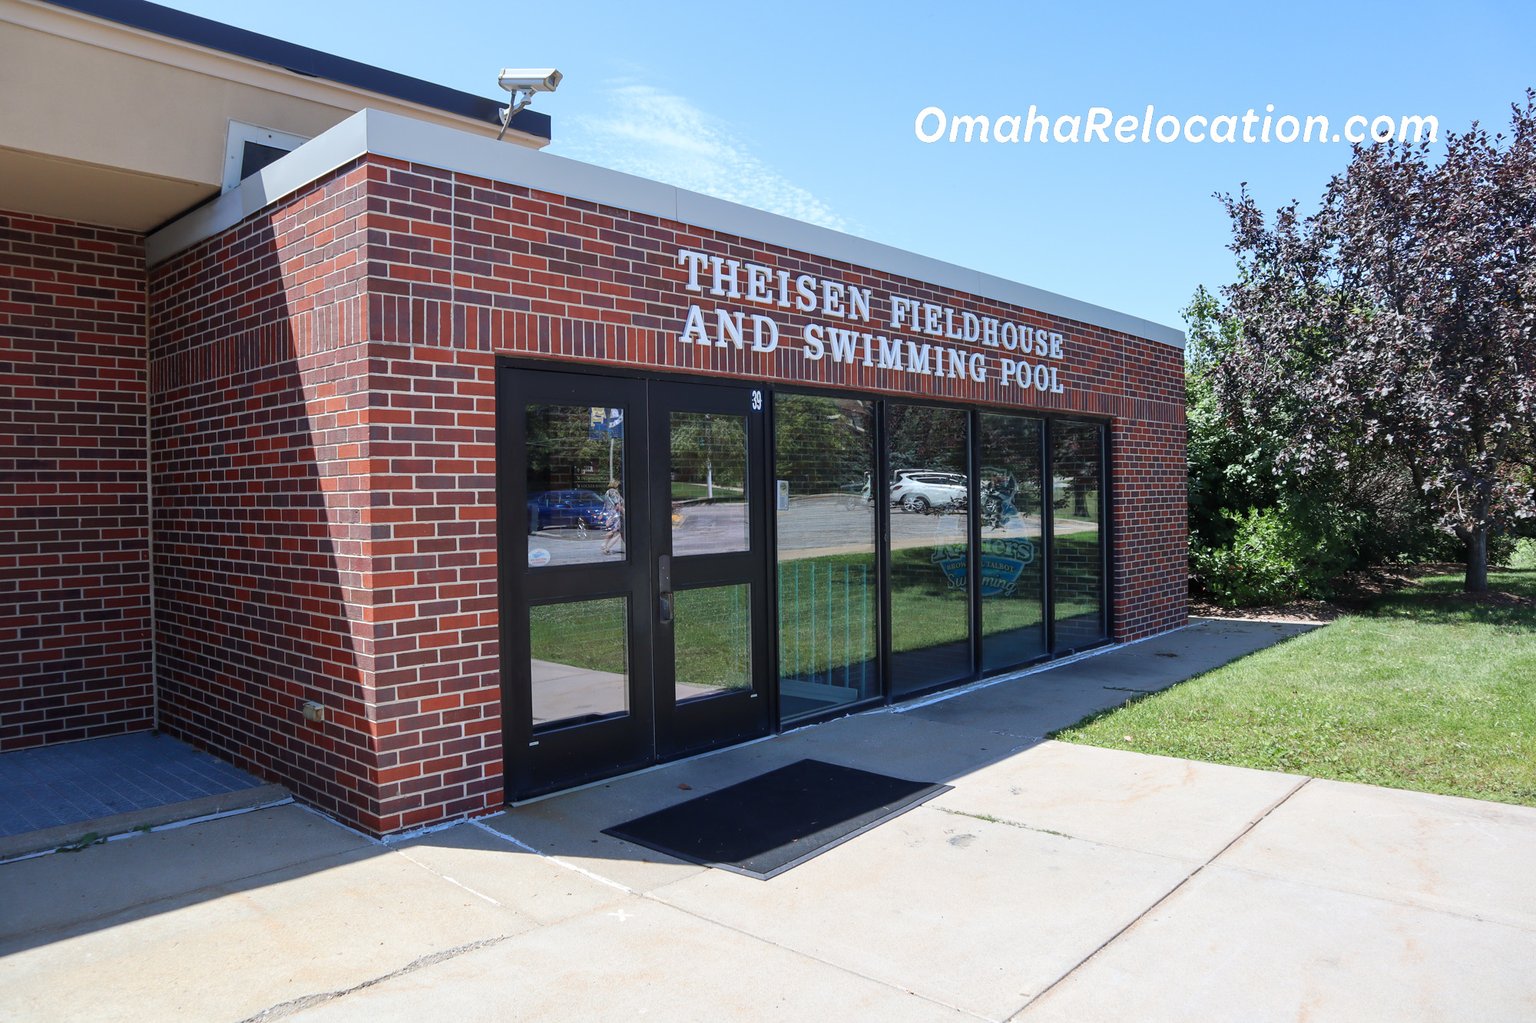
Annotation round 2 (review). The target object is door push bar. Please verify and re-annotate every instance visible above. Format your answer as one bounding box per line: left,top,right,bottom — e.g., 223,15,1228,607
658,554,673,624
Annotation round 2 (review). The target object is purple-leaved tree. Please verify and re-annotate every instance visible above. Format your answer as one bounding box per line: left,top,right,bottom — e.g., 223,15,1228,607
1215,92,1536,592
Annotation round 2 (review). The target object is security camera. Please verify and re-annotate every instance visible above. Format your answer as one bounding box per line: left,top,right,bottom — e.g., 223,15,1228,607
496,68,562,141
499,68,562,94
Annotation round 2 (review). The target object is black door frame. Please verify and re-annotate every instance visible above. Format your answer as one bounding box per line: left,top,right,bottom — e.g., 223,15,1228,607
647,378,773,760
497,362,772,800
1043,417,1114,656
497,369,655,799
497,357,1117,800
882,399,977,701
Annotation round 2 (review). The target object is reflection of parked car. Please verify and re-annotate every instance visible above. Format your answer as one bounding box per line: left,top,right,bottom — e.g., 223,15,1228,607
528,489,606,533
889,470,967,513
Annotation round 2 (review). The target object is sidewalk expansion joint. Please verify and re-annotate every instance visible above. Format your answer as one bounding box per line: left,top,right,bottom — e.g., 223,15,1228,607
1208,859,1536,933
637,883,995,1022
936,806,1077,842
1008,775,1313,1019
931,805,1223,865
236,934,516,1023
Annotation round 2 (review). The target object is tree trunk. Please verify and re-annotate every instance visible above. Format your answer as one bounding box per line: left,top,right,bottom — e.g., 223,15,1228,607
1465,524,1489,593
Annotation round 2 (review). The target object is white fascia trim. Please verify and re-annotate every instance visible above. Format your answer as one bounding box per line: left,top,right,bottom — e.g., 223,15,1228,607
149,108,1185,349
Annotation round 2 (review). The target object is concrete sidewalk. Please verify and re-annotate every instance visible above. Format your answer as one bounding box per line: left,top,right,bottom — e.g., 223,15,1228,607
3,620,1534,1022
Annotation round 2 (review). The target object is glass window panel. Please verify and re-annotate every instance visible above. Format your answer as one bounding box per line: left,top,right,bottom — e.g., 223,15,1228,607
1051,420,1107,650
673,584,753,703
774,394,879,722
529,597,629,731
980,414,1047,669
670,411,748,556
525,404,626,567
887,403,972,694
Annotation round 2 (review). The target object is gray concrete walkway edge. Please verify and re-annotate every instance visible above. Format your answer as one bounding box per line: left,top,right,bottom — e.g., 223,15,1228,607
0,785,291,861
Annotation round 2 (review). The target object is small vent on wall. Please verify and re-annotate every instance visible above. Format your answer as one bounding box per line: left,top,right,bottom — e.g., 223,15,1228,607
240,141,293,181
223,122,311,193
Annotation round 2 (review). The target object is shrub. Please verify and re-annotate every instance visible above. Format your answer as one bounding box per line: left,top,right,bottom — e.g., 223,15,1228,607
1505,537,1536,571
1192,505,1354,607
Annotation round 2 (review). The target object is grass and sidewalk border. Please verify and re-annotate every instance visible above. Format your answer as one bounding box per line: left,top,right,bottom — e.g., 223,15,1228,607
1057,564,1536,808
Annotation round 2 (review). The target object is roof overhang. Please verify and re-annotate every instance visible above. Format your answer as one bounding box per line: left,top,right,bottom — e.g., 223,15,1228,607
0,0,549,232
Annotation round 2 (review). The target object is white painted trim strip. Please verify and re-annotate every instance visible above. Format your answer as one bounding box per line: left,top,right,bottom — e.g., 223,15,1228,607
148,109,1185,348
468,819,637,894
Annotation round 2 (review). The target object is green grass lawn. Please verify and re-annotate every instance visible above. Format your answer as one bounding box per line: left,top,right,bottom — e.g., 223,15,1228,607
1056,568,1536,807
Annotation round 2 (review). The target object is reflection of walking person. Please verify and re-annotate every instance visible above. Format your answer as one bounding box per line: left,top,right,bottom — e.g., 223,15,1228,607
600,480,624,555
984,472,1017,530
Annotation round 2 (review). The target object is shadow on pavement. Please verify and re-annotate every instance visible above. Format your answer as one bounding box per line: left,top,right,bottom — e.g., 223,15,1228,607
470,618,1315,890
0,618,1314,957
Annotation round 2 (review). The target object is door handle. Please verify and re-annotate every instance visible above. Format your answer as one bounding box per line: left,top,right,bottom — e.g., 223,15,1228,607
658,554,673,624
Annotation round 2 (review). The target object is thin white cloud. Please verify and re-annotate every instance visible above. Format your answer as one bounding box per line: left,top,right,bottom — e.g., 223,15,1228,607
559,83,851,233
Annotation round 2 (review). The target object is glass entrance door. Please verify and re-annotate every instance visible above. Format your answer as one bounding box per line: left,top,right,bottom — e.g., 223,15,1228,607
886,402,973,696
649,381,771,758
501,370,652,799
499,367,769,800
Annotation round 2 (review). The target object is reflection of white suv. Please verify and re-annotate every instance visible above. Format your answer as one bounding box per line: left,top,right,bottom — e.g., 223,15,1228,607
889,470,967,513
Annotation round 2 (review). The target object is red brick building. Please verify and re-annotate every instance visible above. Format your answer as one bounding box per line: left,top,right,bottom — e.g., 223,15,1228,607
3,1,1186,833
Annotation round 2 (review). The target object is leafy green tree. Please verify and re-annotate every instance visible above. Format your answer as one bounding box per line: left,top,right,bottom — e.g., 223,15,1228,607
887,404,966,474
1213,93,1536,592
526,406,616,491
1185,287,1449,604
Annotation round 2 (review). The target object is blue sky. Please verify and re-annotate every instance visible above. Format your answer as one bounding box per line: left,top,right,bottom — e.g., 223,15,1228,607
155,0,1534,331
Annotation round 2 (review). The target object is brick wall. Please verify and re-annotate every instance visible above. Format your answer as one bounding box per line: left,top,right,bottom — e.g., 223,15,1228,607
1111,410,1189,640
355,156,1187,828
143,152,1186,833
148,163,386,828
0,211,152,751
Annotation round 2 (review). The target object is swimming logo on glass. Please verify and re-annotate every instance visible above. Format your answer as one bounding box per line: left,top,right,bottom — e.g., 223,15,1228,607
931,539,1036,596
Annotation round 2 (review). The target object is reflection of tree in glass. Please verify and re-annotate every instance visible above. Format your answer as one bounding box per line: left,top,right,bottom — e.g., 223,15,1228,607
774,396,874,496
888,404,967,475
670,413,745,499
979,414,1043,516
1053,422,1101,519
526,405,620,493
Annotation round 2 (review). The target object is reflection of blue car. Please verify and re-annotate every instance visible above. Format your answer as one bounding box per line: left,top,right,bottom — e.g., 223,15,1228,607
527,489,606,533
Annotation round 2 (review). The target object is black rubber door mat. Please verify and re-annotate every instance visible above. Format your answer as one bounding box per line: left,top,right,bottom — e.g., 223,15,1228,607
602,759,951,880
